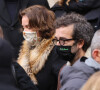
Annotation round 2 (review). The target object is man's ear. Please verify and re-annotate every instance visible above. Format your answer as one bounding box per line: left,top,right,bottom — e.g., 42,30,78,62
77,39,84,49
92,49,100,63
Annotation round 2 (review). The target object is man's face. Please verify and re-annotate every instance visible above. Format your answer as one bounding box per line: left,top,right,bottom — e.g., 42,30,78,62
55,25,75,46
55,25,79,53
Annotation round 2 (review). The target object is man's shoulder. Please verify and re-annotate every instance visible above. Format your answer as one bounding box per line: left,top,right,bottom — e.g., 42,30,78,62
60,64,87,90
60,57,87,76
60,57,95,90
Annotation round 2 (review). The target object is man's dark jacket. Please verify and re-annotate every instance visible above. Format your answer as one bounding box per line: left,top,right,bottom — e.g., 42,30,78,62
59,57,100,90
52,0,100,31
0,0,49,59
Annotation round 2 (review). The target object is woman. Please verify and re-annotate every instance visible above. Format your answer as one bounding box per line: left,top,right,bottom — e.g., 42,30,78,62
18,5,66,90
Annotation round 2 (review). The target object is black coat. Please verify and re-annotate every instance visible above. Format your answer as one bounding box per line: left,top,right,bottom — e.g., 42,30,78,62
59,57,100,90
0,39,19,90
34,46,67,90
0,38,37,90
67,0,100,31
52,0,100,31
13,62,38,90
0,0,50,59
16,46,67,90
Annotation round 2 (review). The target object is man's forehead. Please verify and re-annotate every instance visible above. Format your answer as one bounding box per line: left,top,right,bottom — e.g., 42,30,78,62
56,25,74,31
55,25,74,38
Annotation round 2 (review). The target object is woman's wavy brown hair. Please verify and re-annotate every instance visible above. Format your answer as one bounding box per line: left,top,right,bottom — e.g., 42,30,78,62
19,5,55,39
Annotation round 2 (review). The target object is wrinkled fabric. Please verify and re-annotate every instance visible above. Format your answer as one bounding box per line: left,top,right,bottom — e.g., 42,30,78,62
60,57,100,90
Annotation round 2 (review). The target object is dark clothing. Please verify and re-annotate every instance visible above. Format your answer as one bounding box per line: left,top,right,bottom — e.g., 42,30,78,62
67,0,100,31
0,38,37,90
51,3,67,18
35,46,67,90
0,39,19,90
0,0,50,59
13,62,38,90
18,39,67,90
60,57,100,90
67,0,100,14
52,0,100,31
85,7,100,31
6,1,18,21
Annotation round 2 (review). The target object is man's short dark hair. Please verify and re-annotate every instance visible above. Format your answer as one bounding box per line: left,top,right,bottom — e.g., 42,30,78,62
54,13,94,52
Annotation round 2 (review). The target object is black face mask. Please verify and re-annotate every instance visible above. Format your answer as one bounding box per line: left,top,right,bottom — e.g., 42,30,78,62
56,46,76,62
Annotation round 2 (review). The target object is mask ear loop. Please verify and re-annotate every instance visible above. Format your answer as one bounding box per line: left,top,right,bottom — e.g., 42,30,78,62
35,31,40,42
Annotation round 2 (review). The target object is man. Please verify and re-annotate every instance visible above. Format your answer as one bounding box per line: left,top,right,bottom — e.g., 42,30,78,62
59,30,100,90
81,30,100,90
0,0,49,59
53,13,94,90
53,13,94,65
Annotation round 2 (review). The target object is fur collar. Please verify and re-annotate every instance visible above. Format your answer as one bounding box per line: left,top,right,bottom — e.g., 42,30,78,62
17,36,54,84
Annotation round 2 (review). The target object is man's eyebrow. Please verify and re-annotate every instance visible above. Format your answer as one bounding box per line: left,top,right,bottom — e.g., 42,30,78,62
60,37,67,39
25,25,29,27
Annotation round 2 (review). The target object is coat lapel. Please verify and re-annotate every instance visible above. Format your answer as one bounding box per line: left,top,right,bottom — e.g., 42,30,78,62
0,0,12,24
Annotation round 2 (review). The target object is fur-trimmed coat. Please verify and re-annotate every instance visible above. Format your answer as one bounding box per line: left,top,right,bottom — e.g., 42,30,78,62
18,37,67,90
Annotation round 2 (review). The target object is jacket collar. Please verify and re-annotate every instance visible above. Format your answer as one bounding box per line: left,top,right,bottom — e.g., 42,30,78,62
85,57,100,69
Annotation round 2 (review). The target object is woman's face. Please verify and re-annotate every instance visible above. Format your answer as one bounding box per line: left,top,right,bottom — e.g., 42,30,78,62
22,15,40,36
22,15,33,32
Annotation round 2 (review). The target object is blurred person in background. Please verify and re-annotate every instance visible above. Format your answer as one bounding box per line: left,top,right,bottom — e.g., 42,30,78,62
0,38,19,90
81,71,100,90
52,0,100,32
0,38,38,90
